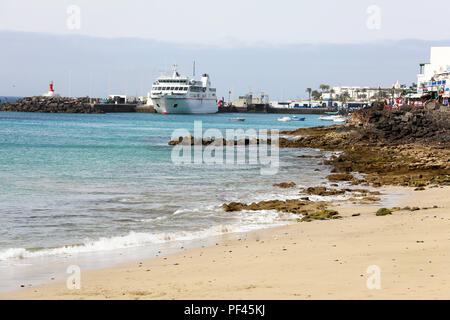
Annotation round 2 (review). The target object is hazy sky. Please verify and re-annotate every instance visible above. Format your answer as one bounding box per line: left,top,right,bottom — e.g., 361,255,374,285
1,31,443,99
1,0,450,46
0,1,449,99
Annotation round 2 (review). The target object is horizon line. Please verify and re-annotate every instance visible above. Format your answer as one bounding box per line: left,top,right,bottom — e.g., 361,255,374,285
1,29,450,50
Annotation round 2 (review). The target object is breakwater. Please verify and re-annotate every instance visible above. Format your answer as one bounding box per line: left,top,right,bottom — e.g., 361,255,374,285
0,96,103,113
94,104,155,113
0,97,156,113
219,104,336,114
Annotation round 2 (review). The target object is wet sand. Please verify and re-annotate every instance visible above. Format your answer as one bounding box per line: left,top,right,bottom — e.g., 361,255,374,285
2,186,450,300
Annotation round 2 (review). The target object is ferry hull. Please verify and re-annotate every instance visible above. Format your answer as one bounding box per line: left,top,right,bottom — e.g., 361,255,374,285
153,97,218,114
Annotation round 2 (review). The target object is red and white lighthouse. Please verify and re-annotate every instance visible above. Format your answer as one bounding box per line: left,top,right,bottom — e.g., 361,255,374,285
43,81,60,97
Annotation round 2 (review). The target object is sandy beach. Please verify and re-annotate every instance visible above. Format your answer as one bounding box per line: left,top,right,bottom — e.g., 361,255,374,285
2,2,450,304
3,185,449,300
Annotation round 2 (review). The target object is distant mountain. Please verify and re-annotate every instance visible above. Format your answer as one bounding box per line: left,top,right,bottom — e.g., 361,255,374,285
0,96,23,104
0,31,448,99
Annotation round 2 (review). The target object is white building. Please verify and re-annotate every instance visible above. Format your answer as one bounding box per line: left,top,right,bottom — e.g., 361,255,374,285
270,100,334,109
330,86,381,101
417,47,450,97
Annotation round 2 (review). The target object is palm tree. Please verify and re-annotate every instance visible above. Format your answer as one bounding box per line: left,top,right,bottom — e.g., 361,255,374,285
312,90,321,101
355,88,361,101
319,84,330,93
338,92,350,108
306,88,312,106
361,88,368,102
330,89,335,100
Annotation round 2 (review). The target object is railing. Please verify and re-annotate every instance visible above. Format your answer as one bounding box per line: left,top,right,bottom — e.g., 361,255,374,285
383,104,400,110
382,99,434,110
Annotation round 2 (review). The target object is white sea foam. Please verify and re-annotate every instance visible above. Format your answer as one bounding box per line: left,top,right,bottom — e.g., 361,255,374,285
0,209,297,262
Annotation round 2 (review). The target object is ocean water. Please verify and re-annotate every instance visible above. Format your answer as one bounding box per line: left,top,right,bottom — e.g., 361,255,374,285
0,111,339,291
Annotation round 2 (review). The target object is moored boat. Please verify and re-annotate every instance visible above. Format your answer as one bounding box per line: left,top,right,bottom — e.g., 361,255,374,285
333,116,347,122
150,65,218,114
319,115,337,121
277,116,292,122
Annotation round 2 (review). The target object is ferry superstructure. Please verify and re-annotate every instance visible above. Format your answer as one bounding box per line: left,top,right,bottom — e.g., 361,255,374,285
150,65,218,114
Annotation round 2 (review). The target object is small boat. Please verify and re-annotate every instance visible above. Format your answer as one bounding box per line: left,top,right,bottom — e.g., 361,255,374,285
277,116,291,122
230,117,246,121
291,116,305,121
333,116,347,122
319,115,337,121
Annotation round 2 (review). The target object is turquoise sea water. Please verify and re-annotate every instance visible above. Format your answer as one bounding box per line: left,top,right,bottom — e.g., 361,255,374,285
0,111,338,290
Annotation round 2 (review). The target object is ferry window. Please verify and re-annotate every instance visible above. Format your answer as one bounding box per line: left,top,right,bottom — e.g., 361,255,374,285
171,87,175,90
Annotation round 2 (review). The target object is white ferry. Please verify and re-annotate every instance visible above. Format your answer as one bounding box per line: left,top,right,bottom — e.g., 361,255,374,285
150,65,218,114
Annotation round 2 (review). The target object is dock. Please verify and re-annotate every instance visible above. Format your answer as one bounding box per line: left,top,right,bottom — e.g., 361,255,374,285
93,104,156,113
219,104,337,114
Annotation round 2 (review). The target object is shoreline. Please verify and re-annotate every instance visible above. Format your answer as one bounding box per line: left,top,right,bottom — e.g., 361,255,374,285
2,185,449,299
2,106,449,299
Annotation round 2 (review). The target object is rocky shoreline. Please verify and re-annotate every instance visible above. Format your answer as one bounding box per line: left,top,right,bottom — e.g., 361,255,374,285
280,105,449,188
170,105,450,222
0,96,105,113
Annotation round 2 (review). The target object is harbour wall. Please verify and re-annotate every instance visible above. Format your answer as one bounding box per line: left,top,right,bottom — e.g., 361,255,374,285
0,97,156,114
93,104,156,113
219,104,336,114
